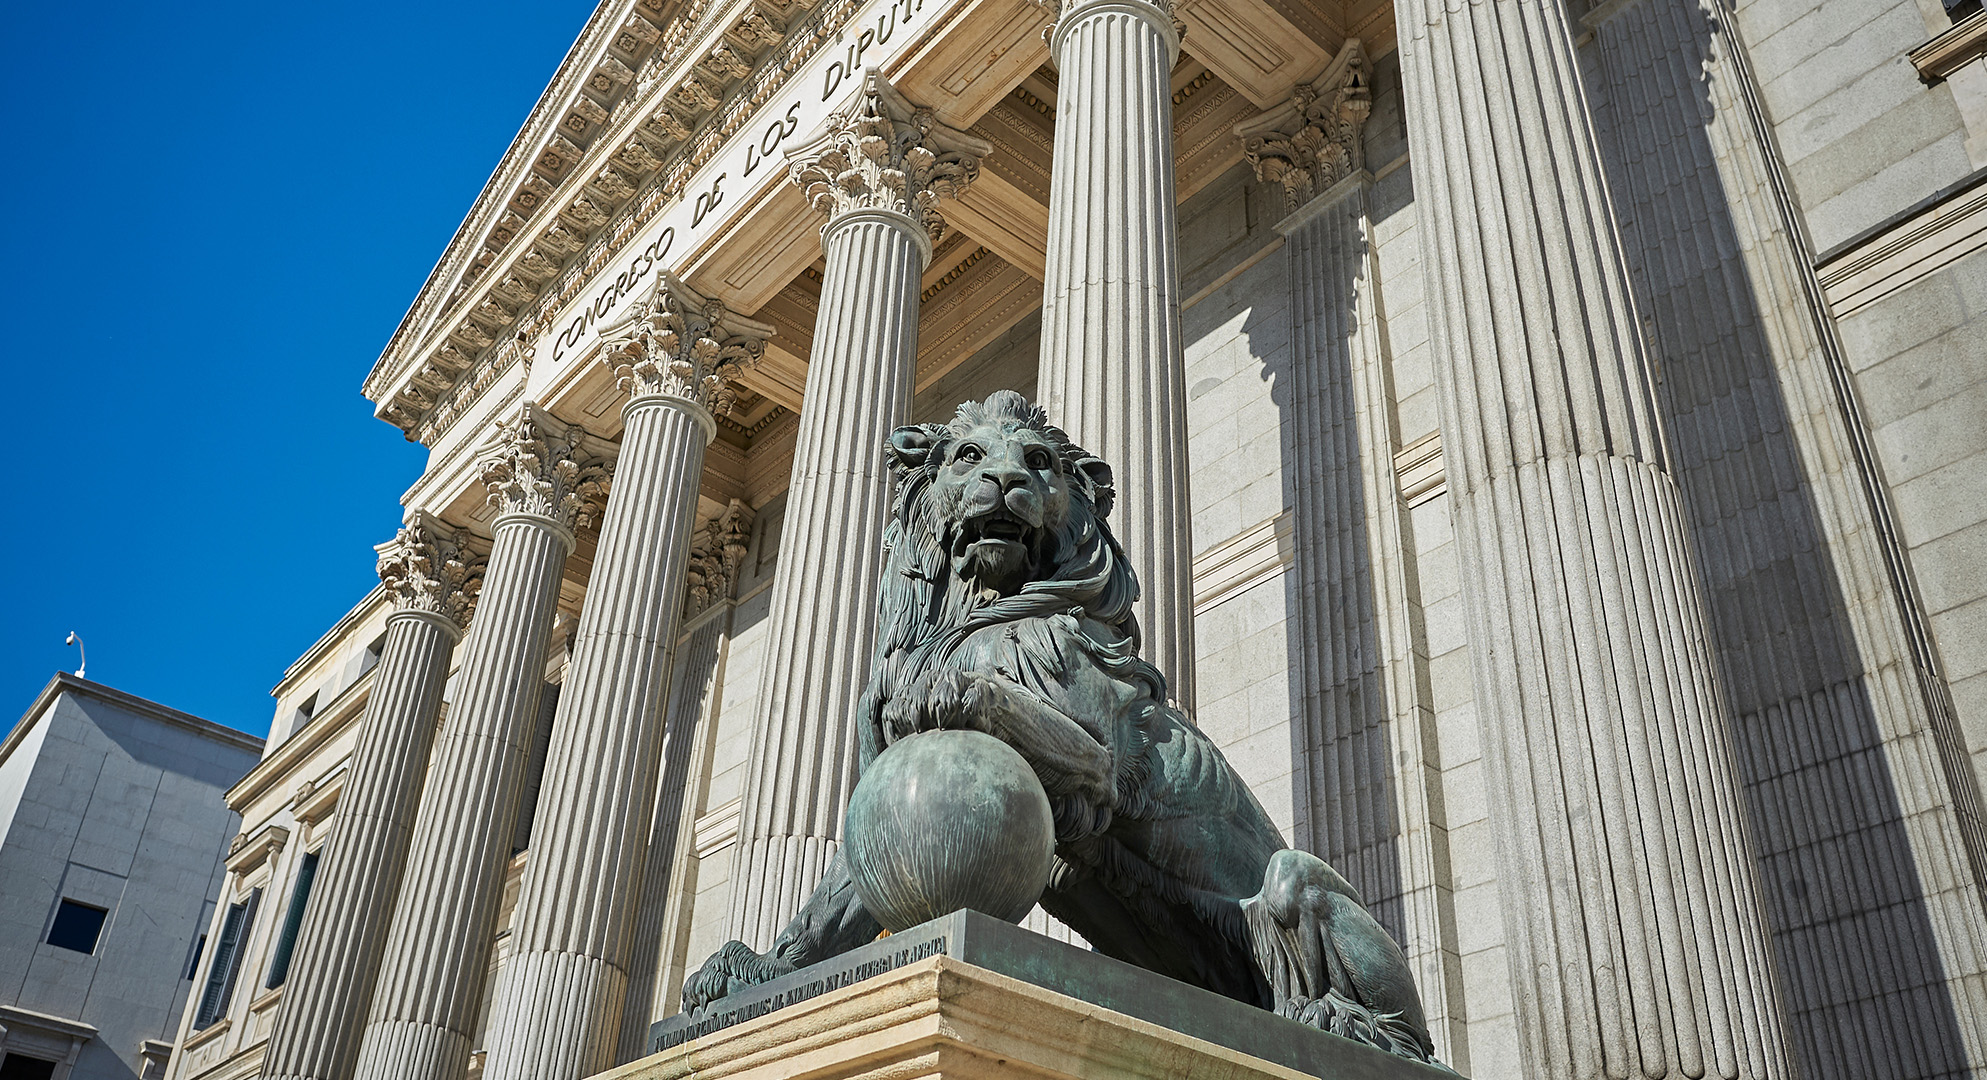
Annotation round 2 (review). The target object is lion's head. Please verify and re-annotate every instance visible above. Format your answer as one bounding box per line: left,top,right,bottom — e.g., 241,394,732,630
858,392,1151,765
886,391,1113,595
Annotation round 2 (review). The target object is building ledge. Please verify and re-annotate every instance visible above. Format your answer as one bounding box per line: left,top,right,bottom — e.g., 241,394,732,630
1911,9,1987,81
181,1018,230,1052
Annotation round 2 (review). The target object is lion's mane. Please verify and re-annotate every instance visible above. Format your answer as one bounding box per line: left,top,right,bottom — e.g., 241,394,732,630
855,392,1163,781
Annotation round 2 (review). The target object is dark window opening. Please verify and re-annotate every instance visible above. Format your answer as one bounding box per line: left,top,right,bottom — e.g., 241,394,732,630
185,932,207,980
194,888,261,1028
0,1054,58,1080
264,851,319,989
46,898,108,954
1946,0,1982,22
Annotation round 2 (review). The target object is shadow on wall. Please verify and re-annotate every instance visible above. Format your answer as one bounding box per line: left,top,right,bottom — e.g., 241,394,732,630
1582,2,1980,1077
1174,58,1420,950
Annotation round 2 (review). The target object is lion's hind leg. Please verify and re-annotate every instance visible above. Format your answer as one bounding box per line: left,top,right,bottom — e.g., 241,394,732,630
1241,849,1447,1067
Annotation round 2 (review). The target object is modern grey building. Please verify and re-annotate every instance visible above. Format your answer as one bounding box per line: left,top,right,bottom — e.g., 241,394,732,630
0,675,262,1080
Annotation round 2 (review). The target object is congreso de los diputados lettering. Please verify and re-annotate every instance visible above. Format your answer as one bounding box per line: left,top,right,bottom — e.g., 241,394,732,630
162,0,1987,1076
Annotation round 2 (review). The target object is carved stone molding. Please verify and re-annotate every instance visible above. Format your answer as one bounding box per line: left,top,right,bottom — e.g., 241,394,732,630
375,511,485,632
685,499,753,616
1037,0,1184,57
786,71,992,247
598,274,774,417
1237,41,1372,211
479,406,611,532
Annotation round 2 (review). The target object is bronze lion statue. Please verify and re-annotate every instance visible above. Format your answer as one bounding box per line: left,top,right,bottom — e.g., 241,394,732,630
686,391,1444,1065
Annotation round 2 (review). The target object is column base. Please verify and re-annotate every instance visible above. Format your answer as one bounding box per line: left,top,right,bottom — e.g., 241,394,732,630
616,911,1460,1080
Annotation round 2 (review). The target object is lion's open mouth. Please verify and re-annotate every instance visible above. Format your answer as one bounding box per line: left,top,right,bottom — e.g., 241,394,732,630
960,505,1034,546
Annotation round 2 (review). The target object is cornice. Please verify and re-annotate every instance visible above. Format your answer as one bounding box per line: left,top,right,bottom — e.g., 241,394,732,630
3,673,264,767
366,0,661,400
366,0,838,449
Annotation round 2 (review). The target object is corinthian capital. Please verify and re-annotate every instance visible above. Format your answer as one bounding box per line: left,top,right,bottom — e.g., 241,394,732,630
597,273,774,416
375,511,485,631
1237,41,1372,211
685,499,753,617
786,71,992,248
479,405,612,531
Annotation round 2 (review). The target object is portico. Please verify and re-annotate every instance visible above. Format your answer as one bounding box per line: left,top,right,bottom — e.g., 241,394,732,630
166,0,1987,1076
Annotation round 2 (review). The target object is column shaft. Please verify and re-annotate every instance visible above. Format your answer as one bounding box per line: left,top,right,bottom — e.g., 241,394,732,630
1585,1,1987,1073
352,512,570,1079
260,611,458,1080
1036,0,1196,708
1393,0,1791,1075
1282,182,1464,1064
727,212,922,950
482,397,716,1080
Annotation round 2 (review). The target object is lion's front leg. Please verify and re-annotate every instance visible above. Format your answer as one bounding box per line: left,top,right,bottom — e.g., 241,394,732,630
682,852,882,1012
922,669,1116,838
1241,849,1445,1067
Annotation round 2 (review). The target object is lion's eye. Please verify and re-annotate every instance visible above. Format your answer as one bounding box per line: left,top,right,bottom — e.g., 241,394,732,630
957,444,984,465
1026,451,1053,471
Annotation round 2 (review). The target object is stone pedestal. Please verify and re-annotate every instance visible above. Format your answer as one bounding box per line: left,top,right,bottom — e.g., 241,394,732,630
621,911,1456,1080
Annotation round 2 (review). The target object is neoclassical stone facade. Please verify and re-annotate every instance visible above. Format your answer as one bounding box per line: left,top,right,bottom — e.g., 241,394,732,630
165,0,1987,1076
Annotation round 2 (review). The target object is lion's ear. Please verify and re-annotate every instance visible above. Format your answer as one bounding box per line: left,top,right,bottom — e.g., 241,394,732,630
1075,456,1115,518
887,425,941,475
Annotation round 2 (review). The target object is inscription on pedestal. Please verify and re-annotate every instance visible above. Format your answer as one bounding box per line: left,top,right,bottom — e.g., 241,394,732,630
650,922,951,1052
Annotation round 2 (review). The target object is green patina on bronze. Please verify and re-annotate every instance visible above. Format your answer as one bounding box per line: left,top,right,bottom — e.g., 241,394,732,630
687,392,1447,1068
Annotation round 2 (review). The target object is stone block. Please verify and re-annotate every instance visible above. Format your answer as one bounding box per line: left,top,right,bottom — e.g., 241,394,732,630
1840,272,1969,365
1802,133,1972,251
635,911,1459,1079
1870,379,1987,484
1933,595,1987,684
1849,323,1985,427
1892,457,1987,545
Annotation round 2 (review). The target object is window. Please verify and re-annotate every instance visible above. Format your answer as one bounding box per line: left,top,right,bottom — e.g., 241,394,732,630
184,932,207,980
294,692,319,727
263,851,319,989
0,1055,57,1080
45,899,108,954
194,888,261,1028
1947,0,1982,24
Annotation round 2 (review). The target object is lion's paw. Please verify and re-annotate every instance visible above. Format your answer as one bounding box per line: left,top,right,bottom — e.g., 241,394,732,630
682,940,795,1013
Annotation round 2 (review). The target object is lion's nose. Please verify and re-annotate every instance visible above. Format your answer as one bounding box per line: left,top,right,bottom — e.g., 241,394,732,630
983,465,1029,491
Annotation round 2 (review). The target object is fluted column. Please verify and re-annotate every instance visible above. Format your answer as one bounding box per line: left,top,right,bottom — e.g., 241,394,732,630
352,409,606,1080
1035,0,1195,708
260,517,481,1080
1237,45,1464,1064
725,71,987,950
481,276,771,1080
1394,1,1792,1077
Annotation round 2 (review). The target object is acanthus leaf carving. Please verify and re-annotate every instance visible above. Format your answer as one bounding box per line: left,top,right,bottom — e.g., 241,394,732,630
375,511,485,632
685,499,754,616
785,71,991,246
1238,41,1371,211
479,406,612,531
597,273,773,415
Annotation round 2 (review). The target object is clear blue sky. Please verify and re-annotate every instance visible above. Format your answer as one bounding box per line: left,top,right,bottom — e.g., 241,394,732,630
1,1,598,738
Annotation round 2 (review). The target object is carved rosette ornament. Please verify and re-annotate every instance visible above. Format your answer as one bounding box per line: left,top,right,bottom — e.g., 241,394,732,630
479,406,611,532
1239,42,1372,211
375,513,485,633
684,499,753,616
597,273,772,417
785,71,990,248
